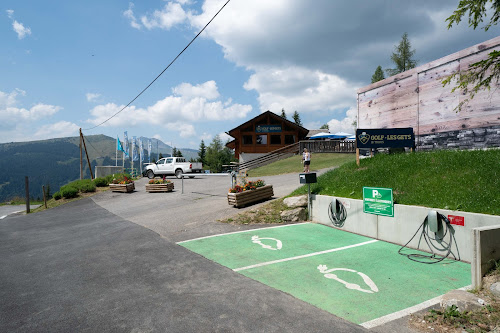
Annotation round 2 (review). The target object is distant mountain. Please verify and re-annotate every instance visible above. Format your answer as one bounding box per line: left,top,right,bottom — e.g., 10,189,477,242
0,135,198,202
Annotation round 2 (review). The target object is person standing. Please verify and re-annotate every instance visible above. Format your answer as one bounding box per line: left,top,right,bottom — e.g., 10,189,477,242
302,148,311,173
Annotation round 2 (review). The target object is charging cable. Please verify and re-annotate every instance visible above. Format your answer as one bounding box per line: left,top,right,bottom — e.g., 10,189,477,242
398,213,460,264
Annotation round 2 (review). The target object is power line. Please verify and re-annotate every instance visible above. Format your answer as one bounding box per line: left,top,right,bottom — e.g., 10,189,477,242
83,0,232,131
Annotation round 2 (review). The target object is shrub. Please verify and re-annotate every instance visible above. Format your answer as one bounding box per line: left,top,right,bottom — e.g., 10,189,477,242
53,192,61,200
67,179,96,193
105,174,114,184
93,177,108,187
60,186,79,199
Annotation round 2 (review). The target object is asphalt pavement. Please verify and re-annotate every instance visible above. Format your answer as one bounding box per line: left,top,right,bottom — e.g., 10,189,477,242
91,172,325,243
0,195,367,332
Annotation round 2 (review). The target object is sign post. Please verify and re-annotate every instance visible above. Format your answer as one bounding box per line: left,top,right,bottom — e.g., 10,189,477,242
363,187,394,217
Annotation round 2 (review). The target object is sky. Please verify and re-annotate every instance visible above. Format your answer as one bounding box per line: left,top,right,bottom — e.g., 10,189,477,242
1,0,498,149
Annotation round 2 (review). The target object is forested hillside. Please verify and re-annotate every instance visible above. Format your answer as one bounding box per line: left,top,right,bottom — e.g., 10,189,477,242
0,135,197,202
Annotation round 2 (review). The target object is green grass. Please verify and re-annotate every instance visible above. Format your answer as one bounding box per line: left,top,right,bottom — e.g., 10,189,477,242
291,149,500,215
247,153,355,177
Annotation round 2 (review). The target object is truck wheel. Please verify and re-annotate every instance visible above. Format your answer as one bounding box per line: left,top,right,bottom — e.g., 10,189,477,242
175,169,183,179
147,170,155,179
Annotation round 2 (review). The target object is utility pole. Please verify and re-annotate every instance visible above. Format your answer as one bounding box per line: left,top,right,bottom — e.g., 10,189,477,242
80,129,94,180
80,132,83,180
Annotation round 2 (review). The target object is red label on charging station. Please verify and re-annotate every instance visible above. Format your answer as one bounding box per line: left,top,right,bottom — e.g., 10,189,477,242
448,215,465,226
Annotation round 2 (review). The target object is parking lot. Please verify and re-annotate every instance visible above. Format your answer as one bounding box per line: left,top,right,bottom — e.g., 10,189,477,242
179,223,471,325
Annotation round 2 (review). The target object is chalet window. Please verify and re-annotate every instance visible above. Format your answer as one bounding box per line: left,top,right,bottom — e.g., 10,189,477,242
243,135,253,145
256,135,267,145
284,135,296,144
270,135,281,145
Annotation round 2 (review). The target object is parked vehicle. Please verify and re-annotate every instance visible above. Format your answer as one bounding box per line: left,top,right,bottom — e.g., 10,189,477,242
145,157,203,179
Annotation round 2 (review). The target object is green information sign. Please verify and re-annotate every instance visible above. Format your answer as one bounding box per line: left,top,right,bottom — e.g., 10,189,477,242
363,187,394,217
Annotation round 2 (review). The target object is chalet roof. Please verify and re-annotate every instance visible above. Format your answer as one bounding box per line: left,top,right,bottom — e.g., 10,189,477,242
306,129,328,138
227,110,309,137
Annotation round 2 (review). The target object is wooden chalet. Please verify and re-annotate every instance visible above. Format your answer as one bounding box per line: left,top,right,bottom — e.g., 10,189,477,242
226,111,309,161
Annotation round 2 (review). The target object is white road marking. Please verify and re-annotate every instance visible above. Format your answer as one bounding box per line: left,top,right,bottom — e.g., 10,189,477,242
0,215,7,220
360,285,472,328
233,239,378,272
176,222,310,244
251,235,282,250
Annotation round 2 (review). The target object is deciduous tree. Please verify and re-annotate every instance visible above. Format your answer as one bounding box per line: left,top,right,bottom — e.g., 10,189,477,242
443,0,500,111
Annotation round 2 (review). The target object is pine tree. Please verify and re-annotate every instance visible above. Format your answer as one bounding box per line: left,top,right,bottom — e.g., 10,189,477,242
320,124,329,130
198,140,207,165
371,65,385,83
386,33,417,76
292,111,302,126
171,148,177,157
280,108,287,119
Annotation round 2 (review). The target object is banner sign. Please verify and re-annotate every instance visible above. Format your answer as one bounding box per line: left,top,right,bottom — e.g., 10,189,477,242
363,187,394,217
356,128,414,149
256,125,282,133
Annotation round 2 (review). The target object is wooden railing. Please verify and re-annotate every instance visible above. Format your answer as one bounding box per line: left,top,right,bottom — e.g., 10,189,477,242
299,140,356,153
238,142,300,171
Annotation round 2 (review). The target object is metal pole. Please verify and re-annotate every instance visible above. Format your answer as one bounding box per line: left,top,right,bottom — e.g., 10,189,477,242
181,175,184,194
307,183,311,221
80,131,83,180
25,176,30,214
42,185,47,209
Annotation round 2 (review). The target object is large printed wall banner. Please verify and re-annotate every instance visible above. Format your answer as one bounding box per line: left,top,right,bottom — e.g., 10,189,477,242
356,128,414,149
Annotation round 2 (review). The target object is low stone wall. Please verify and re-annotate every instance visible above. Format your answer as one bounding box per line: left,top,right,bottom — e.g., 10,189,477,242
417,125,500,150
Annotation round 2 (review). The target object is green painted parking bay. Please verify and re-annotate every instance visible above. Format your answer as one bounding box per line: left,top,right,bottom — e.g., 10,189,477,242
179,223,470,324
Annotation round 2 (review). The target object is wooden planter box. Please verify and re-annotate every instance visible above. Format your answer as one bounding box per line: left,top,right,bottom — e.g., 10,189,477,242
109,182,135,193
227,185,273,208
145,183,174,192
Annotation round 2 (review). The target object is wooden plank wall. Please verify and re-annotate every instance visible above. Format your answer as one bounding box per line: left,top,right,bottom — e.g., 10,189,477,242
358,36,500,136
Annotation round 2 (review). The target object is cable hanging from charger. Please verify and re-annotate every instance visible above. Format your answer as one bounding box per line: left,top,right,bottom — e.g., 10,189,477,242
398,212,461,264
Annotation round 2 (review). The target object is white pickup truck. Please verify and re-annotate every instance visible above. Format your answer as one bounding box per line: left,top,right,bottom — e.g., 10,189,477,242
145,157,203,179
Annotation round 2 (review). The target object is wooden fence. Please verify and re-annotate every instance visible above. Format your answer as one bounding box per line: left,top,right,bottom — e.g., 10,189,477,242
357,36,500,137
299,140,356,153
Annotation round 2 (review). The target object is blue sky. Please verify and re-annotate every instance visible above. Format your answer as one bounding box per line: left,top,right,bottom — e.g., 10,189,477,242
1,0,498,149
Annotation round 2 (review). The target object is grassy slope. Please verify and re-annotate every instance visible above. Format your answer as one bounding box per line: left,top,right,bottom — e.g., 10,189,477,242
291,149,500,215
247,153,355,177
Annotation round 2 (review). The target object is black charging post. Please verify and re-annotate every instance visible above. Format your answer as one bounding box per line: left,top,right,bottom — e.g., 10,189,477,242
299,172,317,220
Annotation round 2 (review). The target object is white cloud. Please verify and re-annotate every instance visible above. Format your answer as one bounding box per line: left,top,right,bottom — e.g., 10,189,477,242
200,132,212,141
327,108,357,135
153,134,163,141
87,80,252,130
166,122,195,138
123,3,141,30
125,1,189,30
86,93,101,102
6,11,32,39
12,20,31,39
218,132,232,143
244,66,357,113
33,121,80,140
0,89,62,127
172,80,219,100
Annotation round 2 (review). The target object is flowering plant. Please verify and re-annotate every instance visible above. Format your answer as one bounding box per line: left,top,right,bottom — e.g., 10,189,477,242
229,179,265,193
112,173,134,184
148,179,171,184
